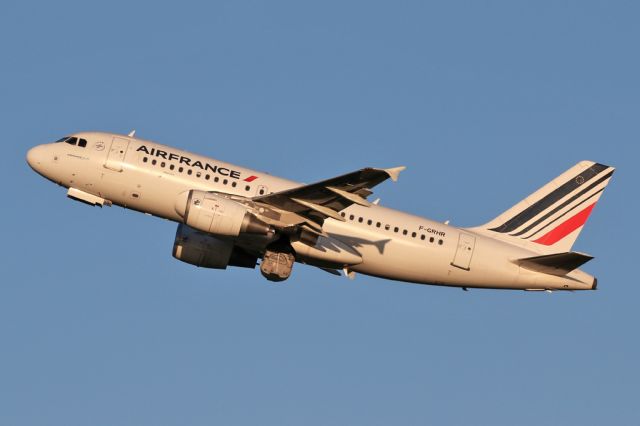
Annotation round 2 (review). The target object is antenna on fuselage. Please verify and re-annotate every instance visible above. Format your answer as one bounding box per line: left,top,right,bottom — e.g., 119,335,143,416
128,130,136,137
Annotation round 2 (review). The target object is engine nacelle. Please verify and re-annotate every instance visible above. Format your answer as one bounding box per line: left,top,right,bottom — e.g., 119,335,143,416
172,223,234,269
174,190,271,237
172,223,258,269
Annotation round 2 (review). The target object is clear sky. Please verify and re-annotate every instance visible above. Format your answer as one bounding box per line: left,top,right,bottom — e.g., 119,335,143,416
1,1,638,425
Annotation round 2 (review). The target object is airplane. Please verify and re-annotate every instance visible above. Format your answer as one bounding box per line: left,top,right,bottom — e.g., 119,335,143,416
26,131,614,291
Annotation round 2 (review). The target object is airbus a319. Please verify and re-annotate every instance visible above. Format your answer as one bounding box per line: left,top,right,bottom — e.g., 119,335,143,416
27,131,614,291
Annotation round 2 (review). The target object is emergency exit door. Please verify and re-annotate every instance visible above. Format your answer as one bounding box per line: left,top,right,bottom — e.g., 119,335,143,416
451,233,476,270
104,137,130,172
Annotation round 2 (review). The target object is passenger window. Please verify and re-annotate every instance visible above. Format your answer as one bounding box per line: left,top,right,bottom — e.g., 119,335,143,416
358,217,363,223
78,138,87,148
376,222,381,228
349,215,355,220
187,169,192,175
245,185,250,191
367,219,372,225
161,162,166,168
66,137,78,146
196,172,201,178
151,159,157,165
143,157,148,163
179,167,184,173
259,188,265,195
438,239,444,245
402,229,408,235
341,212,346,217
420,235,425,240
429,237,435,243
412,232,416,238
394,227,399,233
385,224,390,231
232,182,237,188
170,164,175,170
205,174,210,180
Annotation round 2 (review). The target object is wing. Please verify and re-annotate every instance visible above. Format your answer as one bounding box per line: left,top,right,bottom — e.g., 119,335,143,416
252,166,405,229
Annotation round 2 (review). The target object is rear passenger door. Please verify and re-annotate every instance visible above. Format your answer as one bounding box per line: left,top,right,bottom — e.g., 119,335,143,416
451,233,476,270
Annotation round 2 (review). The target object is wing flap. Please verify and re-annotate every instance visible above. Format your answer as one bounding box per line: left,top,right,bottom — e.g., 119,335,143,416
290,197,346,222
326,186,372,207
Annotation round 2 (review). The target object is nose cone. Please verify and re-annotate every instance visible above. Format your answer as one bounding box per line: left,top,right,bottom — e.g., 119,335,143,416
26,145,48,175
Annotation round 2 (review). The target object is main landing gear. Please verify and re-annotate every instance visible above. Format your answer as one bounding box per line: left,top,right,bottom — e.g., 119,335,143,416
260,250,295,282
260,239,295,282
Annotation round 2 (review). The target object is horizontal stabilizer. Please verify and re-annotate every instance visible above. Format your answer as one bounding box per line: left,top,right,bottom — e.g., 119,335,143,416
515,252,593,276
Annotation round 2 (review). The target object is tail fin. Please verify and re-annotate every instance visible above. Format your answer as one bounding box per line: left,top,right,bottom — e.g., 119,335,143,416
475,161,615,253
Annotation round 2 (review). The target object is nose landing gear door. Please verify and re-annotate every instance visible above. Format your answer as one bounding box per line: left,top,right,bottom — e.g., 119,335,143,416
451,233,476,271
104,137,130,172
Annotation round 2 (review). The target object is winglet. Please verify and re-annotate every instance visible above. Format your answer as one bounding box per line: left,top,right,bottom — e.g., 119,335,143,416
384,166,406,182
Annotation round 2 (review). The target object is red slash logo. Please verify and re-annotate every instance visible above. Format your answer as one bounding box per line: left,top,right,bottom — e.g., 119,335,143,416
244,175,258,182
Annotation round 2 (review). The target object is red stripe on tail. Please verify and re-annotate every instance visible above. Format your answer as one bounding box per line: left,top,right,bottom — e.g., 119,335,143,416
533,203,597,246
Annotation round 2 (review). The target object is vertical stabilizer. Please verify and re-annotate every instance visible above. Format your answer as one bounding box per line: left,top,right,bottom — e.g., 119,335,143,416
474,161,615,253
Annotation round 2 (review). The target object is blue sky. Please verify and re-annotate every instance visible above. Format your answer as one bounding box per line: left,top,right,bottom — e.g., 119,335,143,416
1,1,638,425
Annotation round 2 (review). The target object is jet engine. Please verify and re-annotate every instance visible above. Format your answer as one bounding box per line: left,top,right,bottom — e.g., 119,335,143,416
172,223,257,269
174,190,271,237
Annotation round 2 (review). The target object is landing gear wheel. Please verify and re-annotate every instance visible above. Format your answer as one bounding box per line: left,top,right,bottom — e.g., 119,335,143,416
260,250,295,282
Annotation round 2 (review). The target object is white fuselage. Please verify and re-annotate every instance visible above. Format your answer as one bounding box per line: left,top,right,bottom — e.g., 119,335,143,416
26,132,597,290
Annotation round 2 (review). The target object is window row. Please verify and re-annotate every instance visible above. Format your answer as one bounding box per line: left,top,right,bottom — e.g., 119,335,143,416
141,156,265,194
340,212,444,245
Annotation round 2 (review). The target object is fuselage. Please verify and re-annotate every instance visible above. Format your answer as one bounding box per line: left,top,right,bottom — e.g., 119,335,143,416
26,132,597,290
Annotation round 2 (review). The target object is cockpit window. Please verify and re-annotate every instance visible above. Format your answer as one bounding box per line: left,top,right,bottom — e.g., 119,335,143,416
56,136,88,147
